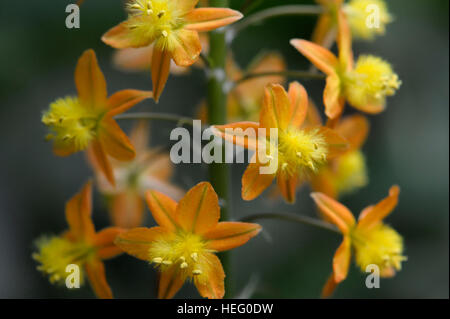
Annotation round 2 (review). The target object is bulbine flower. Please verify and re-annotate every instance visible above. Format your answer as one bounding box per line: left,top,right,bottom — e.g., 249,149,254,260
88,121,184,228
115,182,261,299
33,182,124,299
313,0,392,46
42,49,152,186
292,10,401,119
212,82,349,203
311,186,406,297
102,0,243,101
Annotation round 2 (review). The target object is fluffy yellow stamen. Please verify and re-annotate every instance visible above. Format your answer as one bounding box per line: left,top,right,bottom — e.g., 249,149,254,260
351,224,407,275
345,55,401,109
33,236,95,285
276,128,328,177
42,97,103,152
125,0,185,51
148,231,212,281
332,150,368,196
345,0,393,40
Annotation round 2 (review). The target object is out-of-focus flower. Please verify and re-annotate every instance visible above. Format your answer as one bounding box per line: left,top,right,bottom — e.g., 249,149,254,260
33,182,124,299
102,0,243,101
309,111,370,198
311,185,406,297
115,182,261,299
313,0,392,46
199,52,286,123
42,49,152,186
291,10,401,119
212,83,349,203
88,121,184,228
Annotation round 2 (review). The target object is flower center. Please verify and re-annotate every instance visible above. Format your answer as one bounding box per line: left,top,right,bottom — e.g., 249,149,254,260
126,0,184,50
276,128,328,177
33,236,95,285
351,223,407,275
148,231,212,279
344,55,401,109
42,97,103,152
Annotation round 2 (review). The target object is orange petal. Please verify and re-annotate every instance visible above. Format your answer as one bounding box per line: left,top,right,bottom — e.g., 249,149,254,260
151,47,171,102
277,172,300,204
157,265,185,299
65,181,95,242
287,81,308,128
311,171,338,199
357,185,400,230
312,14,334,46
194,253,225,299
337,9,353,70
352,101,386,114
115,226,168,261
110,192,145,229
89,140,115,186
310,192,355,234
304,99,324,127
321,273,338,298
260,84,291,130
171,29,201,67
242,160,276,201
99,117,136,161
184,8,243,32
106,89,153,117
204,222,262,252
211,121,260,150
324,74,344,119
129,120,150,154
146,190,179,231
94,227,125,259
317,126,349,159
336,115,370,151
113,46,154,72
102,22,147,49
176,182,220,235
176,0,199,15
333,236,351,283
85,258,113,299
75,49,107,108
290,39,339,75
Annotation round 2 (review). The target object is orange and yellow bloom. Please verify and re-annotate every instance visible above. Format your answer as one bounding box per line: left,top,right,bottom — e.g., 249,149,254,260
33,182,124,299
88,121,184,228
42,49,152,186
102,0,243,101
213,82,349,203
115,182,261,298
292,10,401,119
311,185,406,297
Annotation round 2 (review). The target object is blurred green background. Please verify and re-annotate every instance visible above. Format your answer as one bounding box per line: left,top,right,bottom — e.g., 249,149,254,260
0,0,448,298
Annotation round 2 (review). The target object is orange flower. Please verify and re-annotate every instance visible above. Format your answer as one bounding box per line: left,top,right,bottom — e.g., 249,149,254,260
115,182,262,299
309,111,370,198
102,0,243,101
88,121,184,228
42,49,152,186
291,10,401,119
312,0,343,47
311,186,406,297
213,82,349,203
33,182,124,299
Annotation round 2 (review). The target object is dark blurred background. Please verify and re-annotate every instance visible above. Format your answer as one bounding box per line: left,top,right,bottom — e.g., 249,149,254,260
0,0,448,298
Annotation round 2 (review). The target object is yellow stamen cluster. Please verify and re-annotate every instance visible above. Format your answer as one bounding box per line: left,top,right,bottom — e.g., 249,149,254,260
126,0,184,51
32,236,94,285
351,223,407,275
148,231,212,280
42,97,103,152
332,150,368,196
276,128,328,177
345,55,401,110
344,0,393,40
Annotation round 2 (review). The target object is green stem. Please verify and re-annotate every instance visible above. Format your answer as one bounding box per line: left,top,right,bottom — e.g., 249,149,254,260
207,0,232,299
240,213,340,234
234,70,325,88
228,5,323,39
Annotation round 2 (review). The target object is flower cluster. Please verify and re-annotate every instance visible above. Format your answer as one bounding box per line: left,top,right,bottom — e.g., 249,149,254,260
35,0,405,299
